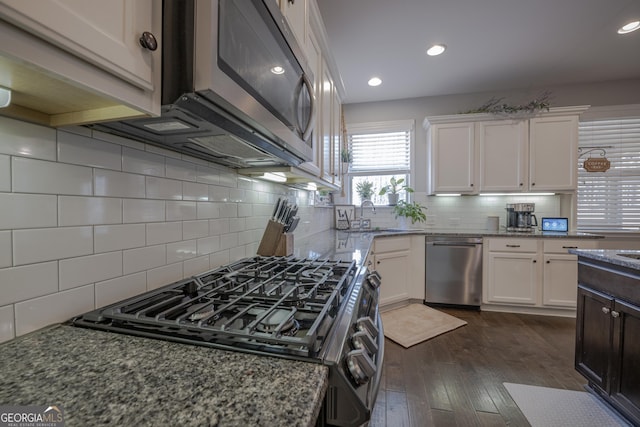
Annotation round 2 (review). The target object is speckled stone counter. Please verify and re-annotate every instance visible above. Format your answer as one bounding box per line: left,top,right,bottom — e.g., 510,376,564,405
0,325,327,427
569,249,640,271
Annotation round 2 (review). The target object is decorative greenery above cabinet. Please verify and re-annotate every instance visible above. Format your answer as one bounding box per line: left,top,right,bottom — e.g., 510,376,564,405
423,106,590,195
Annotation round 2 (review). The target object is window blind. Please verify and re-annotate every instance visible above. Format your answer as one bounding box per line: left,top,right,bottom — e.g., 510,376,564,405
577,117,640,231
347,122,412,173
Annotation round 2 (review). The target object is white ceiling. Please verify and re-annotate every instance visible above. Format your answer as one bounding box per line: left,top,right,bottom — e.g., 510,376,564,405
315,0,640,104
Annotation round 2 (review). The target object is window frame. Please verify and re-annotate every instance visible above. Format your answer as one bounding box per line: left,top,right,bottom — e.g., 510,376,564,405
345,120,415,206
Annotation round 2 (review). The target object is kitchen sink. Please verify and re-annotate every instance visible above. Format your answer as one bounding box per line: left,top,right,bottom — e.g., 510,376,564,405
617,253,640,260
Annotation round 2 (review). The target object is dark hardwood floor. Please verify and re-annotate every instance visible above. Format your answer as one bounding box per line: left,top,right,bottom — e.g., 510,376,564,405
370,308,587,427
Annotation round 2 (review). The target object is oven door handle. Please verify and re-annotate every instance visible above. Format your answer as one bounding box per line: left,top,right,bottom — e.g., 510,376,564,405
369,312,385,408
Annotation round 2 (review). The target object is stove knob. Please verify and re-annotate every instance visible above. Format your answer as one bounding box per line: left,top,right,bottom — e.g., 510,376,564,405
366,271,381,289
351,330,378,355
356,317,378,337
346,349,376,385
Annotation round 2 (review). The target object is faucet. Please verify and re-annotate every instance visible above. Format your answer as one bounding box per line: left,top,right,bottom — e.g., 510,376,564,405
360,200,376,229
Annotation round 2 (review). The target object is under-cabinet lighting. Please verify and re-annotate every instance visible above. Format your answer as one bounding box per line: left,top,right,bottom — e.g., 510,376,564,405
435,193,461,197
479,192,555,196
306,182,317,191
261,172,287,183
0,87,11,108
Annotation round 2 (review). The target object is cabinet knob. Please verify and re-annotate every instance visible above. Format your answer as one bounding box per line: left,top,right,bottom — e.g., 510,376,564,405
533,259,537,263
612,311,620,318
139,31,158,51
531,182,536,186
602,307,611,314
519,183,523,186
377,260,381,265
546,260,550,264
470,183,474,187
288,0,295,3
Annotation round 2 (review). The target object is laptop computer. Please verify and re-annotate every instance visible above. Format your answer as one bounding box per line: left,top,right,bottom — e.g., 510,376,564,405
541,217,568,235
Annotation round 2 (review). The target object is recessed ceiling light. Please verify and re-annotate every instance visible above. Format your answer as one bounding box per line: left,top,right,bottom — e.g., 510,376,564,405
427,44,446,56
618,20,640,34
270,66,285,74
368,77,382,87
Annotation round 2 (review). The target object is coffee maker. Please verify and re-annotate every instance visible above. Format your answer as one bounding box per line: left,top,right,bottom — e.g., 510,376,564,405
506,203,538,232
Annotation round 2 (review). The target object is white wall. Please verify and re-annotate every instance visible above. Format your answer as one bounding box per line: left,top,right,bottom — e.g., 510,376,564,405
0,116,333,343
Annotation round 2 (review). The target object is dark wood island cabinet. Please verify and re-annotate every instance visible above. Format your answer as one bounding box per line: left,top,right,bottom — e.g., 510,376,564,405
574,250,640,426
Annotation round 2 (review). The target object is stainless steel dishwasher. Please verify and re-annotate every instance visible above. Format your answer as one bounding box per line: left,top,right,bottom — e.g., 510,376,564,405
425,236,483,308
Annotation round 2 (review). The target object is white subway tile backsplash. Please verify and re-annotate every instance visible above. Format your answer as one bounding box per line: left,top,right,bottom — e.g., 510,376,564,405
219,171,238,188
146,176,182,200
166,157,197,182
209,186,230,201
220,233,238,250
145,143,182,159
12,157,92,195
123,244,166,275
229,218,245,233
0,262,58,305
197,202,220,219
0,305,15,343
229,188,245,202
210,250,230,269
196,165,219,184
166,240,197,264
94,169,145,198
0,193,57,230
229,246,246,262
147,262,183,290
166,201,197,221
146,221,182,245
95,272,146,308
57,130,122,170
197,236,220,256
0,116,56,160
0,154,9,192
0,231,11,268
219,203,238,218
91,129,145,151
14,285,94,336
123,199,165,223
58,196,122,226
183,255,210,277
13,226,93,265
209,218,230,235
95,224,146,253
183,181,209,201
182,220,209,240
59,251,123,290
237,203,253,218
123,147,165,177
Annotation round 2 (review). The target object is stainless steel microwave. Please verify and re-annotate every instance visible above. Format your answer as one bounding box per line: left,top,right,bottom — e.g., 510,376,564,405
92,0,315,168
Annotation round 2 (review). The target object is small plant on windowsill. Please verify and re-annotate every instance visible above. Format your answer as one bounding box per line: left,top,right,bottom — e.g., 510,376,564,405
355,180,375,201
393,200,427,225
378,177,413,206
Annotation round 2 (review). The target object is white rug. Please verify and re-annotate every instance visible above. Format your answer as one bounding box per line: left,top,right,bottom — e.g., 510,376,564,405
380,304,467,348
504,383,632,427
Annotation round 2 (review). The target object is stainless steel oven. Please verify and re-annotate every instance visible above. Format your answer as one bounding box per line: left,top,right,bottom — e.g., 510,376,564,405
73,256,383,427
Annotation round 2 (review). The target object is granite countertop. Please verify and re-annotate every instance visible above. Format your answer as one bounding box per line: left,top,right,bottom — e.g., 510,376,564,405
570,248,640,271
332,227,602,239
0,325,328,426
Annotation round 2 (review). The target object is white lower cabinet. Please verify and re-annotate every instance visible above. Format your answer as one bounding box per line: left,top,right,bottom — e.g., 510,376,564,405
371,235,425,309
484,237,600,313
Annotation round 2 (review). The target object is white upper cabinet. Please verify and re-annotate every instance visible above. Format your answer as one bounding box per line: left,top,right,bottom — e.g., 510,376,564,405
478,120,528,192
529,115,579,191
0,0,161,126
427,122,476,194
279,0,307,48
424,106,589,195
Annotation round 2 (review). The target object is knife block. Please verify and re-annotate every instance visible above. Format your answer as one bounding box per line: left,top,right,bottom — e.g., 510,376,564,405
257,220,293,256
274,233,294,256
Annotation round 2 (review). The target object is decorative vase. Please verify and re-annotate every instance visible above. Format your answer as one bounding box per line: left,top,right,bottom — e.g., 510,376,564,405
387,193,399,206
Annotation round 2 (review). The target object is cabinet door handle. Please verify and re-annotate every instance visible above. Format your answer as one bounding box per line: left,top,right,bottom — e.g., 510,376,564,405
612,311,620,318
562,246,578,249
602,307,611,314
506,244,521,248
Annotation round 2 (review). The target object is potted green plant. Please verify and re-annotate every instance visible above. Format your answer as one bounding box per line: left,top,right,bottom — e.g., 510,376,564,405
355,180,375,201
378,177,413,206
340,147,352,173
393,200,427,225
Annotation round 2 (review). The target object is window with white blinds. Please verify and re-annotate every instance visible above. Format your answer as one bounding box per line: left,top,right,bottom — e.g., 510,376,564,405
577,117,640,231
346,120,413,205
